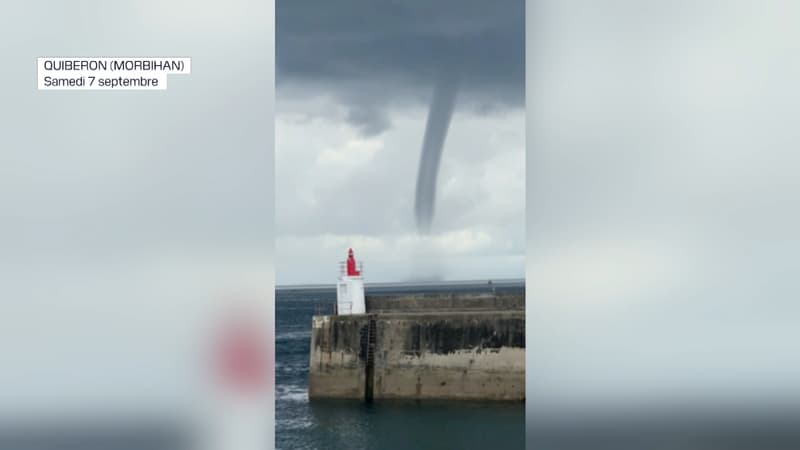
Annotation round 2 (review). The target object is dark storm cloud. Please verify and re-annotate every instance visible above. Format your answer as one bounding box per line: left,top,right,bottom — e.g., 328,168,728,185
277,0,524,132
345,104,391,137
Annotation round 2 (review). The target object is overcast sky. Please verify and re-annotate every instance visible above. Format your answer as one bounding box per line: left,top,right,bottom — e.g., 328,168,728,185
275,0,526,285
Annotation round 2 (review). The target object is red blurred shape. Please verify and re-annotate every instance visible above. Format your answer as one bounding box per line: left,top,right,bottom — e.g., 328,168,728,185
216,314,266,393
346,248,361,276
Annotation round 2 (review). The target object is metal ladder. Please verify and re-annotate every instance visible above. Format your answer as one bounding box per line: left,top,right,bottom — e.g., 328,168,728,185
364,317,377,402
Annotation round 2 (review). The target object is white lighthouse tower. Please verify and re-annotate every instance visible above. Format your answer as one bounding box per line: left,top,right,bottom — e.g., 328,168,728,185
336,248,365,315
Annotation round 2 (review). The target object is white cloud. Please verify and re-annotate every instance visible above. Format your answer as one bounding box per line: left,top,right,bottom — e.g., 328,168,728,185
276,95,524,284
316,135,383,167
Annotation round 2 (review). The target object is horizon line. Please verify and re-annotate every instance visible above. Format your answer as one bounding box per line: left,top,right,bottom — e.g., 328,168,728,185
276,277,526,291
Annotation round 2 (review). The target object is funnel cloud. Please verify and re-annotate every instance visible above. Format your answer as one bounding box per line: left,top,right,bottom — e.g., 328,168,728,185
276,0,524,284
414,69,460,234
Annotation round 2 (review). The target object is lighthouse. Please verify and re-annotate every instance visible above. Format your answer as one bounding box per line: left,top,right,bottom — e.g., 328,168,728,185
336,248,365,315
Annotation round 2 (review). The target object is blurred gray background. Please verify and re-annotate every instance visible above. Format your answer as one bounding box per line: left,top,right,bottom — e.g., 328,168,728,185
0,0,273,422
527,0,800,424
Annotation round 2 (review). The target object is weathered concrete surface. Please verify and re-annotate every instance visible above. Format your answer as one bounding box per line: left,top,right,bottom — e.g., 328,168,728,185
366,292,524,313
308,315,367,399
309,309,525,401
374,311,524,401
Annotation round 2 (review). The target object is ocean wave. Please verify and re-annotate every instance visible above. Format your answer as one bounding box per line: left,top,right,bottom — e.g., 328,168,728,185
276,330,312,342
277,415,314,431
277,384,309,403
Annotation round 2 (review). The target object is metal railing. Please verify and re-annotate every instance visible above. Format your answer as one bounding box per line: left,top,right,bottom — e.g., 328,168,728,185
314,303,336,316
338,261,364,277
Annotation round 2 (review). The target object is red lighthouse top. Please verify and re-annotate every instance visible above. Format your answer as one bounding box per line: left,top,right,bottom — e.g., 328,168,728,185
346,248,361,276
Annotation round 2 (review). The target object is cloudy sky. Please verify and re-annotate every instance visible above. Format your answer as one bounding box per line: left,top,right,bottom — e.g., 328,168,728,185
275,0,525,285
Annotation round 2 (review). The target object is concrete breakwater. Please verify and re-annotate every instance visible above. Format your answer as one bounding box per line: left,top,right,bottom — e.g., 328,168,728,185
308,292,525,401
365,292,524,313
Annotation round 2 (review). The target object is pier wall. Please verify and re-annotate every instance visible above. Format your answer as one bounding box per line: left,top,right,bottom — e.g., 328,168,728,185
373,312,525,400
365,292,524,313
308,315,367,399
309,301,525,401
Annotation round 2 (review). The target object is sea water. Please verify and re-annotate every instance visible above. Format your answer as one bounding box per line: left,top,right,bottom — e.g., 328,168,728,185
275,283,525,450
